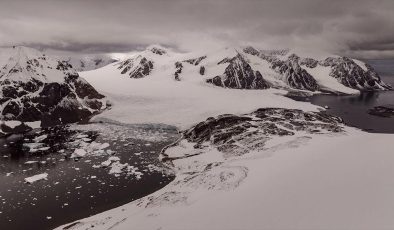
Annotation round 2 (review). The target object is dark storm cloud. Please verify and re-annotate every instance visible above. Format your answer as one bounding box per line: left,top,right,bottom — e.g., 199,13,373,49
0,0,393,58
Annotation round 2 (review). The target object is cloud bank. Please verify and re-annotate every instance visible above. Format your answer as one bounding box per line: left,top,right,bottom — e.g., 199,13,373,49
0,0,393,58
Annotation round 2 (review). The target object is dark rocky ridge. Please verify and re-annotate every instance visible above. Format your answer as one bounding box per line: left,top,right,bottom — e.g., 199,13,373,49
319,57,392,91
183,56,207,66
368,106,394,118
206,54,270,89
118,56,154,79
271,54,319,91
174,62,183,81
162,108,344,159
150,47,167,55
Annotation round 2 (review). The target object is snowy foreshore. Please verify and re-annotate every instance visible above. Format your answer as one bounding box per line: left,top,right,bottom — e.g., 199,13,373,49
56,126,394,230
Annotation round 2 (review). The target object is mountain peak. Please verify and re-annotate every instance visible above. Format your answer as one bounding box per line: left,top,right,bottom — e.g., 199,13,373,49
146,44,168,55
0,46,76,83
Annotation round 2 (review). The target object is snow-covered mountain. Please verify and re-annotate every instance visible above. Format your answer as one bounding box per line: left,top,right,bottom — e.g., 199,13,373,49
108,45,391,94
1,44,390,135
244,47,391,93
0,46,108,136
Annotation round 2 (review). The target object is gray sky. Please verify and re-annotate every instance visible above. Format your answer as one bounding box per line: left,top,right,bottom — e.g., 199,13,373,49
1,0,393,58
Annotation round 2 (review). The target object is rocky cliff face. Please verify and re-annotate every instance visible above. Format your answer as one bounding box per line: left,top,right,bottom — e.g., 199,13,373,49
244,47,318,91
243,46,391,92
206,54,270,89
0,47,107,136
270,54,319,91
319,57,391,90
116,46,169,79
118,56,154,79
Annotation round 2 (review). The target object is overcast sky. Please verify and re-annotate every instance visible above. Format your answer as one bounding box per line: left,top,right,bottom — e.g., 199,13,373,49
0,0,393,58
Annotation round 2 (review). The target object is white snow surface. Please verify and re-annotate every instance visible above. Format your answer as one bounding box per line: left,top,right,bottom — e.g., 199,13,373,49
24,173,48,184
56,127,394,230
304,65,360,94
81,46,319,129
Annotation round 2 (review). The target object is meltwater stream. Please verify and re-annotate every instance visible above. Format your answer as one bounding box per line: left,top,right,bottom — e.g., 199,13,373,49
0,122,179,230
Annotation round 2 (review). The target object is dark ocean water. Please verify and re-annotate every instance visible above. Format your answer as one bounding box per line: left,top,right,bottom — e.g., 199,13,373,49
291,59,394,133
0,123,179,230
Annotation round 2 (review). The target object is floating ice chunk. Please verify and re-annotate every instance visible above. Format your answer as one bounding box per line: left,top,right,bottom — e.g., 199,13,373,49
71,149,87,158
38,147,50,151
98,143,110,150
106,150,115,155
25,121,41,129
76,134,88,139
4,120,22,128
24,173,48,184
101,156,120,167
108,156,120,162
23,143,44,149
24,161,38,164
101,160,112,167
126,165,144,179
34,134,47,142
109,162,129,175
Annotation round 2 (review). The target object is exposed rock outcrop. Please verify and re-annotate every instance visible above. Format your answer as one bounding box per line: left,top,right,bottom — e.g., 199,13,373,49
162,108,344,159
368,106,394,118
174,62,183,81
271,54,319,91
319,57,392,91
183,56,206,66
206,54,270,89
118,56,154,78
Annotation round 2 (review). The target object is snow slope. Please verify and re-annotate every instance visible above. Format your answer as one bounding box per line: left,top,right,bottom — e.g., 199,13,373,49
304,64,360,94
81,47,318,129
56,124,394,230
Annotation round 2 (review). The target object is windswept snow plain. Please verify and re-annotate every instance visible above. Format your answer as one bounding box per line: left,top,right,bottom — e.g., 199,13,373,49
56,48,394,230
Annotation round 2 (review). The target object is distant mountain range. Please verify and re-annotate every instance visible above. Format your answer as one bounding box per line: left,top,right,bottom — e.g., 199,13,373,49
0,45,391,136
115,45,391,94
